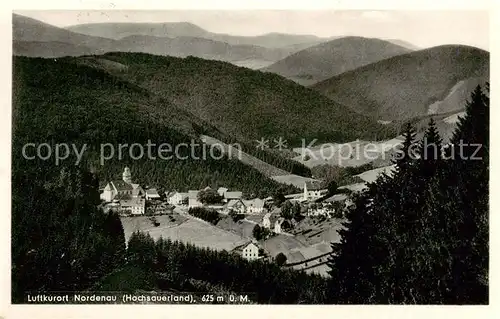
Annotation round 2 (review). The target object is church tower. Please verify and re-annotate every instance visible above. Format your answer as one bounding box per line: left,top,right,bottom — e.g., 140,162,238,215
122,167,132,184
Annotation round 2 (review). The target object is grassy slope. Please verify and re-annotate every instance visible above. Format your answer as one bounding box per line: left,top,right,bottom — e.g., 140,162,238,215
91,52,391,146
262,37,411,85
311,45,489,121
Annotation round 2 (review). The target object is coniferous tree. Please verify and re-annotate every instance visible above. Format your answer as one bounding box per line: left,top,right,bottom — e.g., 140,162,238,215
419,118,443,177
392,122,417,177
327,85,489,304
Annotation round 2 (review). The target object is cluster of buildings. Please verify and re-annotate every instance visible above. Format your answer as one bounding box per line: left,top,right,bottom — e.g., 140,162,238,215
305,203,336,218
101,167,149,215
166,186,266,215
284,181,328,203
100,167,267,217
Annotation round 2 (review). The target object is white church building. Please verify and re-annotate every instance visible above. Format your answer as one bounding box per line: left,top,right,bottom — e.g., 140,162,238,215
100,167,146,215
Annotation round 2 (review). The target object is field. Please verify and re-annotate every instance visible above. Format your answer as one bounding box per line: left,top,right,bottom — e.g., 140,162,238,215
231,59,274,70
271,175,319,188
216,216,258,239
292,138,403,168
261,217,345,277
121,214,247,251
444,111,466,124
201,135,288,177
355,164,396,183
287,242,333,277
292,218,345,247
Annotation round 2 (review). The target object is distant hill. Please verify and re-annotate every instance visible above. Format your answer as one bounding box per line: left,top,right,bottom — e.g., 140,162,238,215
261,37,411,85
112,35,291,62
66,21,210,39
312,45,489,121
83,52,391,146
67,22,329,48
13,13,116,53
385,39,420,50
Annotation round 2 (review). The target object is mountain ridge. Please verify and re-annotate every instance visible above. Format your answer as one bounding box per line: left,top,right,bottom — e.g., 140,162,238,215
13,14,294,65
261,36,412,85
88,51,392,146
311,44,489,120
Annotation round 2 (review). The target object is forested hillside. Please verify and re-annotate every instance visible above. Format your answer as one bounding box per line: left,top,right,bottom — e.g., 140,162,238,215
262,36,410,85
312,45,489,121
83,52,392,146
11,165,126,302
12,56,297,196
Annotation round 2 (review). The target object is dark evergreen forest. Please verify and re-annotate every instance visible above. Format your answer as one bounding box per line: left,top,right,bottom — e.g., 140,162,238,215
11,53,489,304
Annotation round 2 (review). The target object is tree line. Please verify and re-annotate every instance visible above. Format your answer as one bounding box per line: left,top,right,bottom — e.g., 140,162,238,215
327,85,489,304
12,57,298,199
121,232,329,303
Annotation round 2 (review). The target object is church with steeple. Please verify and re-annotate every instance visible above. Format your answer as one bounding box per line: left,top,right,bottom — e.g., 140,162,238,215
100,167,146,215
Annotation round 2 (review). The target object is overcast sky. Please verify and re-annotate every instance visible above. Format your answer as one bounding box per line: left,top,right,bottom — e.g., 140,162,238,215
16,10,489,50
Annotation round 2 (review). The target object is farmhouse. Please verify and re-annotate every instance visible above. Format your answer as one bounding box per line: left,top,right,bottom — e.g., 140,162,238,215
217,187,229,197
226,199,246,214
188,190,202,208
145,188,161,200
166,191,188,206
262,212,279,229
224,191,243,202
241,242,260,261
120,197,146,215
302,181,328,201
274,217,286,234
244,198,265,214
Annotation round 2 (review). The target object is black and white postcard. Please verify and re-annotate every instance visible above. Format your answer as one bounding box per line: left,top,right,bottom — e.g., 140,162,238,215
1,0,495,318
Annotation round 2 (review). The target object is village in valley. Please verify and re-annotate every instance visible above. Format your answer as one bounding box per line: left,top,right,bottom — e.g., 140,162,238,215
99,166,358,277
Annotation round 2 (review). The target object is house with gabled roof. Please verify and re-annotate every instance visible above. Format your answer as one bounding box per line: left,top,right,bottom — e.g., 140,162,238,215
233,241,260,261
226,198,246,214
262,212,279,229
243,198,265,214
167,191,188,206
217,187,229,197
224,191,243,202
303,181,328,201
145,188,161,200
274,217,288,234
188,190,202,208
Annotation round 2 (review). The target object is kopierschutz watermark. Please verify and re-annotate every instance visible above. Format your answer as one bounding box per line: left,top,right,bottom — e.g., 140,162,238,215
296,138,483,164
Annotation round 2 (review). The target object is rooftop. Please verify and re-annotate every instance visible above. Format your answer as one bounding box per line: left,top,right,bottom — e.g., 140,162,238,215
111,180,133,191
224,191,243,199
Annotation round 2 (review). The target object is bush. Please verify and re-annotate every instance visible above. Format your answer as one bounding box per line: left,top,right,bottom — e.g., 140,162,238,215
275,253,287,266
188,207,221,224
229,210,245,222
